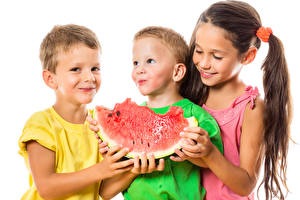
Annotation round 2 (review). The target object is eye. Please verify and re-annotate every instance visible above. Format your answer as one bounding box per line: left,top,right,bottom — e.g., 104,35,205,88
147,58,155,64
91,66,100,71
194,49,203,54
70,67,80,72
213,54,223,60
133,61,139,66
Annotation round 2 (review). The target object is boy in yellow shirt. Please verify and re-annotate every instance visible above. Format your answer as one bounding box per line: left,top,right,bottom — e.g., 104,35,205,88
18,24,134,200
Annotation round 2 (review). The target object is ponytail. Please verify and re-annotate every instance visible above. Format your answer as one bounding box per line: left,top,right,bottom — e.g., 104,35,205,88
180,1,292,199
259,33,292,200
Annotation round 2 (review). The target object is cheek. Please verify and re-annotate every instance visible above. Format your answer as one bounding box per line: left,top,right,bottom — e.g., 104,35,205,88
131,70,136,83
192,50,203,66
192,53,198,64
96,76,101,91
58,77,76,90
216,60,235,75
148,77,163,88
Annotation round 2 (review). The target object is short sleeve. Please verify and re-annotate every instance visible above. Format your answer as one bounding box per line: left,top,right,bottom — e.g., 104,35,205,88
18,111,56,157
192,105,224,154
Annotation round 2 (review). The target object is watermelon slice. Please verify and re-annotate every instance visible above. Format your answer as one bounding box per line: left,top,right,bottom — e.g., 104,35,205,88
94,98,197,159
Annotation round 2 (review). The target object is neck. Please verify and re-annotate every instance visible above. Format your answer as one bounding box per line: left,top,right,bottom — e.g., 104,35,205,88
206,78,246,110
147,91,183,108
53,100,87,124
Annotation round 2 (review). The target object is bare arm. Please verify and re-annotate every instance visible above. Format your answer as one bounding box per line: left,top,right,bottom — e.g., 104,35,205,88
100,172,137,199
100,154,165,199
201,99,264,196
27,141,134,200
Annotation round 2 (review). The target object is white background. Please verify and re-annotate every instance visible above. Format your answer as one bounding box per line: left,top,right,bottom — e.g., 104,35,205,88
0,0,299,199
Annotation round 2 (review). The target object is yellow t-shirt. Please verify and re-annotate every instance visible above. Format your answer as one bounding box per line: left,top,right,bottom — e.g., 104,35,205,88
18,107,102,200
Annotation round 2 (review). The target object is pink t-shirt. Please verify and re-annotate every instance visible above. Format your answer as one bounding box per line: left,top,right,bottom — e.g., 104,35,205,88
202,86,259,200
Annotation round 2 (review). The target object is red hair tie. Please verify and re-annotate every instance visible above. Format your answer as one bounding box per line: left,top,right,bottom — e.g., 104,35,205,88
256,27,273,42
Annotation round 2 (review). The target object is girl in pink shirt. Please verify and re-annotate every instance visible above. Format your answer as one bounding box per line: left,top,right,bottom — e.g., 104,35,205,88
175,1,291,199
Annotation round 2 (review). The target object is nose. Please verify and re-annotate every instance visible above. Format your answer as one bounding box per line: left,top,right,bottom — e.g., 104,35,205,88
198,56,211,70
83,69,95,82
135,65,145,74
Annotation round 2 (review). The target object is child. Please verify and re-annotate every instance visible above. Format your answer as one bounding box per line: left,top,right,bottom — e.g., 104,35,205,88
18,24,134,200
178,1,291,199
90,26,223,200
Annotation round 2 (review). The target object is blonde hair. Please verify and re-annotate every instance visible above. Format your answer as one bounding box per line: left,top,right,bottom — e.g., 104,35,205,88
134,26,189,65
39,24,101,73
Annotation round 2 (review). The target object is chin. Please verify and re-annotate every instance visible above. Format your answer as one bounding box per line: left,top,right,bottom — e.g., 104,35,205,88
200,78,215,87
77,97,94,105
138,89,149,96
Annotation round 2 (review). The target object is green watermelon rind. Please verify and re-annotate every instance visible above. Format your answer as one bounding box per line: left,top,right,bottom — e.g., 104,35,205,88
92,108,198,159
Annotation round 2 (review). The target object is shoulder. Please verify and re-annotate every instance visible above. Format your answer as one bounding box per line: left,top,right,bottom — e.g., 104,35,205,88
23,108,55,133
19,108,57,155
242,96,264,139
26,108,52,124
244,96,264,122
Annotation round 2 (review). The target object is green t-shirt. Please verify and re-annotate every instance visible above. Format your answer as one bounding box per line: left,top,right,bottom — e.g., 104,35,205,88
123,98,223,200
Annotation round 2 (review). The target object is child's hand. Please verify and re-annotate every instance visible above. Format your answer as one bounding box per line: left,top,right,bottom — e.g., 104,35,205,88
180,127,214,158
131,153,164,174
98,140,109,155
99,145,134,179
86,115,110,154
171,127,214,161
86,114,100,133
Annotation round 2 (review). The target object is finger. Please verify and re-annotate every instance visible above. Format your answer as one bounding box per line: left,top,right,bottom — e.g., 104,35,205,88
147,154,155,172
174,148,187,160
181,143,203,153
87,115,98,126
183,126,203,133
115,159,134,169
111,147,130,162
114,165,134,175
182,149,202,158
107,145,122,156
181,131,205,143
140,153,147,173
89,124,99,132
86,115,93,123
132,156,140,174
187,138,196,145
99,147,109,154
99,141,108,148
170,155,184,162
156,159,165,171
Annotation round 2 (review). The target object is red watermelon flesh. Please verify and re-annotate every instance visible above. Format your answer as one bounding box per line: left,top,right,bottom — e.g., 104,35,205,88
95,98,197,158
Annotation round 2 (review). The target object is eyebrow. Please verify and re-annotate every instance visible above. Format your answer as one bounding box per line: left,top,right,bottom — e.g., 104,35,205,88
195,42,227,54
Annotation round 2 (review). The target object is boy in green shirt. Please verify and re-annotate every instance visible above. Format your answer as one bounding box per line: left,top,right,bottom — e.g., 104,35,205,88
91,26,223,200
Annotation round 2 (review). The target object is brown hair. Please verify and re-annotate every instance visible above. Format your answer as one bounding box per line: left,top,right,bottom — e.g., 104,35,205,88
180,1,292,199
39,24,101,73
134,26,189,66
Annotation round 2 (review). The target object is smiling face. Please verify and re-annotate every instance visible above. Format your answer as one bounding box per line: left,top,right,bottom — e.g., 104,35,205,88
193,23,243,87
131,37,177,97
52,43,101,105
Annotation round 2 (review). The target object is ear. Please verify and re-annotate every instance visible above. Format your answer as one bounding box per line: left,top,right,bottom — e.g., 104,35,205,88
172,63,186,82
42,70,57,89
241,46,257,65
